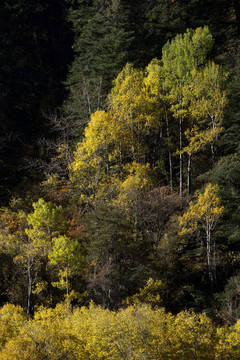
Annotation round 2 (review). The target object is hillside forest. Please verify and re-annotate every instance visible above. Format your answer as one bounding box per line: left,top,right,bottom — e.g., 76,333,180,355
2,0,240,358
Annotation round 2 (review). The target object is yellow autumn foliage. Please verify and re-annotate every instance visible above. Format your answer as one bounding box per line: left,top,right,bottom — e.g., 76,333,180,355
179,183,224,235
1,301,240,359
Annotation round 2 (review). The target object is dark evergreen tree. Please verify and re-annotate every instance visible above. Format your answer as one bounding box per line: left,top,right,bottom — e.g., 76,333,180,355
64,0,135,129
0,0,74,204
233,0,240,34
211,154,240,251
82,202,153,308
220,53,240,156
144,0,236,61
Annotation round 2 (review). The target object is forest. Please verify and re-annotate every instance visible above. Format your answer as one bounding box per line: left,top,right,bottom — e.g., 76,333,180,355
1,0,240,358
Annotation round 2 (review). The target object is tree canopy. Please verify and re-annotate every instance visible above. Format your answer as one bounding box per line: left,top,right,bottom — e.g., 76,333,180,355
1,3,240,353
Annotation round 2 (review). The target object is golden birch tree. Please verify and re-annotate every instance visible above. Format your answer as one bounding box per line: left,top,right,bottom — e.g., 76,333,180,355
179,183,224,291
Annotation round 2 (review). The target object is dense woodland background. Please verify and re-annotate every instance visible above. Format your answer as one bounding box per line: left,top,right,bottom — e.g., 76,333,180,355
2,1,240,352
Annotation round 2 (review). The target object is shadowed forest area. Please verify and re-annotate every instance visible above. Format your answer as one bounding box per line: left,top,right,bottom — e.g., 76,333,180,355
1,0,240,358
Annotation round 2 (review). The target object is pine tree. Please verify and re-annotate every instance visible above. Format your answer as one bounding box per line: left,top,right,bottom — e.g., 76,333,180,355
0,0,73,204
64,0,135,129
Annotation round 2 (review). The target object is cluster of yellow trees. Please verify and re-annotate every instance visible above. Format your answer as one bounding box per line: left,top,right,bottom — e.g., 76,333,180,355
0,301,240,359
0,26,234,357
69,26,226,203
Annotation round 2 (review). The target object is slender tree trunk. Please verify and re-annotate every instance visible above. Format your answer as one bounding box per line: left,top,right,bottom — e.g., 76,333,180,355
130,109,135,161
211,143,215,165
27,252,33,320
187,152,191,197
179,115,183,197
169,150,173,192
66,267,69,297
213,237,217,288
82,77,92,118
206,221,214,293
26,230,34,320
165,106,173,192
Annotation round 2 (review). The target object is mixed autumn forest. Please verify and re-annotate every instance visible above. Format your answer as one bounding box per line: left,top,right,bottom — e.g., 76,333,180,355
2,0,240,358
